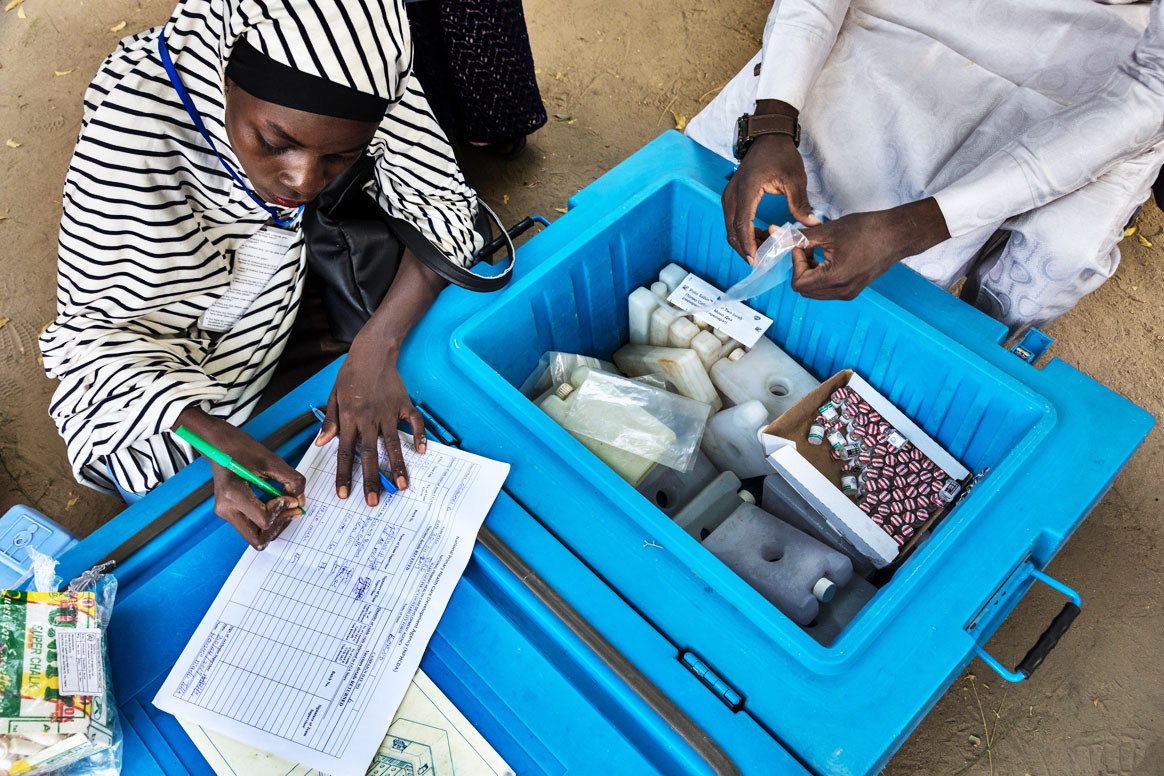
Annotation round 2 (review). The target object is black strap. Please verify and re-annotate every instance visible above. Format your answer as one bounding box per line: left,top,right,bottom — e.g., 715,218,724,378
351,155,516,292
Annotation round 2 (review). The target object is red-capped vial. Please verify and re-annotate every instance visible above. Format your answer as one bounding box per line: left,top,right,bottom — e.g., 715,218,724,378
905,473,921,487
877,503,892,517
904,485,920,498
902,497,918,511
918,469,933,483
900,524,915,538
889,500,904,514
892,475,907,489
881,523,897,537
869,512,884,525
891,532,906,546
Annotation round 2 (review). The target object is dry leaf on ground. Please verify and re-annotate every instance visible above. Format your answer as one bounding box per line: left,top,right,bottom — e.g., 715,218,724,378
54,68,74,76
5,139,21,149
3,0,26,12
671,110,687,131
109,20,127,32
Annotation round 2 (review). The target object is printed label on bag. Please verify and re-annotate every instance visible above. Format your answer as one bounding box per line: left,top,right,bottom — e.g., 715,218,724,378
667,274,773,348
58,628,105,697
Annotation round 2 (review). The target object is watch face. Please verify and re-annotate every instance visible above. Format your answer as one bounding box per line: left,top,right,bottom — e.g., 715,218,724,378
734,114,750,161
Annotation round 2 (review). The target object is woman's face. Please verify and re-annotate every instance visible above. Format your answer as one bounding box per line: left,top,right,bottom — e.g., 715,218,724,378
224,77,380,208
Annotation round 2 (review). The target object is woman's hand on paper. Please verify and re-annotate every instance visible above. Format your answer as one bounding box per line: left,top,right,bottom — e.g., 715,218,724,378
176,407,306,549
319,348,426,506
790,198,951,301
315,248,446,507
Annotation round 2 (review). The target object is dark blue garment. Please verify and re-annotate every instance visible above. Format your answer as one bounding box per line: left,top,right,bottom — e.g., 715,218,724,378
408,0,547,144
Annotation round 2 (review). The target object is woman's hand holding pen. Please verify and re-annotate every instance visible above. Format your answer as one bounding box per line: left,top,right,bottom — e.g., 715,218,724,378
315,247,447,507
173,407,306,549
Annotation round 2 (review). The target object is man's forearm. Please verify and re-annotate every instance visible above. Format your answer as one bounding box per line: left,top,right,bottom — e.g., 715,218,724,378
755,0,851,111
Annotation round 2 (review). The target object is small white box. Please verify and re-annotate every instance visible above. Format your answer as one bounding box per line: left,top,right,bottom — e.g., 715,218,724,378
761,370,970,568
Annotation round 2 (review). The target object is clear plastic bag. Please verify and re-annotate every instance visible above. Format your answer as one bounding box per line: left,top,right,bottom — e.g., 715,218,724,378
687,222,808,313
520,351,618,398
0,552,122,776
563,369,712,472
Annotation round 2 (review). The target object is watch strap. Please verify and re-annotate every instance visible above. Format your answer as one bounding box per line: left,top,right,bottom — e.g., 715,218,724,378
746,113,799,145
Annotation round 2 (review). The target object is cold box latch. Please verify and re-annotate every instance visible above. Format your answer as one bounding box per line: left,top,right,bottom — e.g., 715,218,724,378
681,650,744,711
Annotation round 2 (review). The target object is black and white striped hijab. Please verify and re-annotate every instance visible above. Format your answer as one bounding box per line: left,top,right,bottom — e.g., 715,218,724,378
40,0,481,495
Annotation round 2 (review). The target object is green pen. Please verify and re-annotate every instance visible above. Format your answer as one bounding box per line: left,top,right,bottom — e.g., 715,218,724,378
175,425,307,515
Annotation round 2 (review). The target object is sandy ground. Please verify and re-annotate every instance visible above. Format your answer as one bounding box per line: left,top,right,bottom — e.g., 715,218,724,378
2,1,1162,773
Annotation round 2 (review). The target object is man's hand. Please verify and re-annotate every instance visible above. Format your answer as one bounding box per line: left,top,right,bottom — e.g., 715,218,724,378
723,101,820,263
174,407,305,550
790,198,951,301
317,341,425,506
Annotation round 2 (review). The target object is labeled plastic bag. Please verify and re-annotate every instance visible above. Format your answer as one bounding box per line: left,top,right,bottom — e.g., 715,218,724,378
520,352,618,398
562,369,712,472
687,222,808,313
0,553,122,776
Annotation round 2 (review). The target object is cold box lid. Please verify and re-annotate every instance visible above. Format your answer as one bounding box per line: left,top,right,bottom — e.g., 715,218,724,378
393,132,1154,775
54,361,807,776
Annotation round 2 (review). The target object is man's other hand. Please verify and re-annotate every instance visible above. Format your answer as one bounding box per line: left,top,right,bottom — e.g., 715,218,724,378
790,198,951,301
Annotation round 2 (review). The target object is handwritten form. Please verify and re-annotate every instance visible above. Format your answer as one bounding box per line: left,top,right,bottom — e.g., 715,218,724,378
153,434,509,776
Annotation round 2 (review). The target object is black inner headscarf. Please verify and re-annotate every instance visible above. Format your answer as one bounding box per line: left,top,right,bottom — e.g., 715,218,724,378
226,38,390,122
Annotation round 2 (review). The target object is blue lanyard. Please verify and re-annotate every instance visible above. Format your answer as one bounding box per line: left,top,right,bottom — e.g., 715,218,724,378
157,27,303,227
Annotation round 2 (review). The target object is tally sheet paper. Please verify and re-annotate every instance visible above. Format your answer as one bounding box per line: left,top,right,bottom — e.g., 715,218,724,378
153,434,509,776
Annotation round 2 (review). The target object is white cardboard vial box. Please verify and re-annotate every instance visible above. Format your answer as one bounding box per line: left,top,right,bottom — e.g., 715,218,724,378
762,369,971,569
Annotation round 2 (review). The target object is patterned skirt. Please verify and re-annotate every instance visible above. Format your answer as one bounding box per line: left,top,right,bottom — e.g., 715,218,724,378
408,0,547,145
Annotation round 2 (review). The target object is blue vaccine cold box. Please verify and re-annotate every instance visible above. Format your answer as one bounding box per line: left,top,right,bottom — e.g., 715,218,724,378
55,132,1152,776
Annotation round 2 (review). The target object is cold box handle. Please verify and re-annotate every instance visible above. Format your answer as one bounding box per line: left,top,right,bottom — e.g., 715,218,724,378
971,567,1082,682
1014,598,1080,678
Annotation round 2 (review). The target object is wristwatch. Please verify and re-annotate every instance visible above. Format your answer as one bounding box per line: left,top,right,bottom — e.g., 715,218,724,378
734,112,800,160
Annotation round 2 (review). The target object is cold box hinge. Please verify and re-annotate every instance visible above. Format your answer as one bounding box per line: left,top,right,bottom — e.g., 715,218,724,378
680,650,744,711
1009,327,1053,364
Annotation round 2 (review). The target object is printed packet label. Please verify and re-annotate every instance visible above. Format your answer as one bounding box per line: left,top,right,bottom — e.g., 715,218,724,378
58,628,105,697
667,274,774,348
